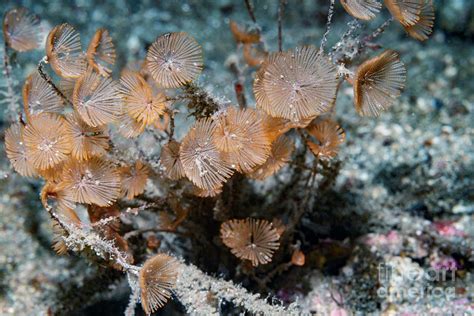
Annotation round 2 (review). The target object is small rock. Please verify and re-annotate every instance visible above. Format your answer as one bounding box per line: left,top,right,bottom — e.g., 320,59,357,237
452,203,474,214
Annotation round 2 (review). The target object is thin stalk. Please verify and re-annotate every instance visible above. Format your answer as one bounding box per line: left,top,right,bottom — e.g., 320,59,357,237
319,0,336,54
362,17,393,44
277,0,285,52
2,42,21,121
244,0,257,24
168,108,175,141
37,57,73,107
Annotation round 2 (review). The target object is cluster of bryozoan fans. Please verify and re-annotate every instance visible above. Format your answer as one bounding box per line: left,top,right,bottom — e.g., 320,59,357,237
2,1,434,313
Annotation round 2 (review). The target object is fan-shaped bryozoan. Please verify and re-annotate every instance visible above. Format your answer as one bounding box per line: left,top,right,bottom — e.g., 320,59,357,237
306,119,345,159
255,46,338,122
353,50,406,117
213,107,271,173
65,113,109,161
340,0,382,21
23,71,64,119
180,118,234,191
41,181,81,225
120,70,166,125
87,28,116,77
46,23,85,78
254,53,278,114
221,218,281,266
248,135,294,180
5,123,37,177
2,7,40,52
23,113,72,170
146,32,203,88
120,160,149,200
58,157,121,207
86,28,115,77
160,140,185,180
73,68,122,127
403,0,434,41
139,254,178,314
384,0,423,27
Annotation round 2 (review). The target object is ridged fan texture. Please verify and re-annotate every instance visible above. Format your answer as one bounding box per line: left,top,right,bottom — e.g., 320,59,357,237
306,119,345,159
120,70,166,125
5,123,38,177
139,254,178,314
23,71,64,119
340,0,382,20
403,0,435,41
213,107,271,173
256,47,338,122
180,118,234,191
354,50,406,116
23,113,72,170
2,8,40,52
58,157,121,207
146,32,203,88
160,140,185,180
87,28,116,76
248,135,294,180
73,68,122,127
64,113,109,161
221,218,280,266
46,23,85,78
385,0,423,27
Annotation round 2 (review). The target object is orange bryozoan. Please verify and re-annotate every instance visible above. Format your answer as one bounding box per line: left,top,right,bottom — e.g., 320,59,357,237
248,135,295,180
255,46,338,122
306,119,346,159
221,218,281,266
403,0,435,41
384,0,435,41
23,71,64,119
120,160,150,200
139,254,178,314
120,70,166,126
213,107,271,173
160,140,185,180
5,123,38,177
179,118,234,191
73,68,122,127
340,0,382,21
87,28,116,76
353,50,406,117
2,7,41,52
64,113,109,161
58,157,121,207
46,23,86,78
23,113,72,170
146,32,203,88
